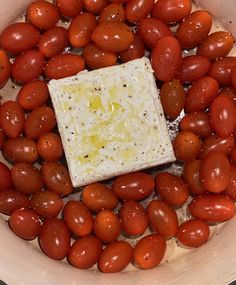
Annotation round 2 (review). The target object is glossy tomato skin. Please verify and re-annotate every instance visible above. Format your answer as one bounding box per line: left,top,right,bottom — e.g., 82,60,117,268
0,23,40,54
55,0,83,18
113,172,154,201
68,236,103,269
0,130,5,150
0,101,25,139
83,0,108,15
0,49,11,88
176,10,212,49
125,0,154,24
9,208,41,240
188,194,235,223
39,217,71,260
98,3,125,23
151,36,182,82
232,69,236,91
224,165,236,201
177,219,210,248
98,241,133,273
133,234,166,270
147,200,178,239
0,162,13,191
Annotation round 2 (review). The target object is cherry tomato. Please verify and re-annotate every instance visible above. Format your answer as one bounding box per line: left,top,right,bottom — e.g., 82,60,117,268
30,190,63,218
17,80,49,111
224,165,236,201
183,160,206,195
39,217,71,260
41,161,73,196
0,162,13,191
27,0,59,30
12,50,44,84
151,0,192,24
230,145,236,165
177,56,211,84
119,34,145,63
3,137,39,163
82,182,118,212
69,13,97,48
133,234,166,270
38,27,68,58
91,22,134,53
151,36,182,82
11,163,43,194
160,79,185,120
185,76,219,113
98,3,125,23
198,32,234,61
177,219,210,248
173,131,201,162
113,172,154,201
83,0,108,15
119,200,148,236
232,69,236,91
0,49,11,88
63,201,93,237
0,23,40,54
9,208,41,240
147,200,178,239
188,194,235,223
94,210,121,242
0,101,25,139
0,130,5,150
155,172,189,207
125,0,154,24
98,241,133,273
45,53,85,79
0,189,30,215
68,236,103,269
55,0,83,18
176,10,212,49
83,42,117,69
24,106,56,139
137,17,172,50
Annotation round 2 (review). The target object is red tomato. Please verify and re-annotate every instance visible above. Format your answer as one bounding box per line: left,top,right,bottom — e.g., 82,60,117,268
173,131,201,162
24,106,56,139
151,36,182,82
55,0,83,18
69,13,97,48
160,79,185,120
98,3,125,23
12,50,44,84
0,130,5,150
82,182,118,212
200,151,230,193
125,0,154,24
185,76,219,113
0,162,13,191
38,27,68,58
209,95,236,138
3,137,39,163
68,236,103,269
39,217,71,260
41,161,73,196
27,0,60,30
198,32,234,61
83,0,108,15
30,190,63,218
147,200,178,239
11,163,43,194
91,22,134,53
9,208,41,240
188,194,235,223
151,0,192,24
219,88,236,102
0,23,40,54
177,219,210,248
0,101,25,139
119,34,145,63
119,200,148,236
17,80,49,111
232,69,236,91
94,210,121,242
63,201,93,236
224,165,236,201
230,145,236,165
98,241,133,273
113,172,154,201
83,42,117,69
133,234,166,270
155,172,189,207
176,10,212,49
45,53,85,79
0,49,11,88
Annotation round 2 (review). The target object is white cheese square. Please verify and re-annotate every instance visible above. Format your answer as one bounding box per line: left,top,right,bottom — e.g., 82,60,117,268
48,57,176,187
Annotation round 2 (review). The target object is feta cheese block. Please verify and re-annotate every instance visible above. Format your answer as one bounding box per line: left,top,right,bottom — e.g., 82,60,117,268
48,57,176,187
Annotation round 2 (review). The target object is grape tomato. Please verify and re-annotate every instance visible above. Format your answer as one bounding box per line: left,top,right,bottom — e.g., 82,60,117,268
0,50,11,88
125,0,154,24
55,0,83,18
0,162,13,191
83,0,108,15
98,3,125,23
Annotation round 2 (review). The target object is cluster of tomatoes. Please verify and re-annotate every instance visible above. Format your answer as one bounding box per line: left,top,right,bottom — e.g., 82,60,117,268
0,0,236,274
